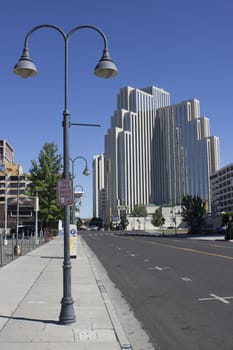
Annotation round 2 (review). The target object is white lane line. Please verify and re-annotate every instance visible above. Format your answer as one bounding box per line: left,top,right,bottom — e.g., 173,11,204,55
155,266,163,270
181,277,192,282
199,294,233,304
147,266,170,271
147,266,159,270
124,253,135,257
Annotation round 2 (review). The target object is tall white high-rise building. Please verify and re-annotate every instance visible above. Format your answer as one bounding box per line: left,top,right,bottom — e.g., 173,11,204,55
155,99,220,205
103,86,171,222
93,86,220,224
92,153,105,219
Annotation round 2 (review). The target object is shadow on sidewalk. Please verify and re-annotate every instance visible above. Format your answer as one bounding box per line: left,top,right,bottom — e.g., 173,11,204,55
0,314,59,325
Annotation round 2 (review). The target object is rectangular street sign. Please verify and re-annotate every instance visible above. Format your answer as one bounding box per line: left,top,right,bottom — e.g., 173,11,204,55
57,178,73,206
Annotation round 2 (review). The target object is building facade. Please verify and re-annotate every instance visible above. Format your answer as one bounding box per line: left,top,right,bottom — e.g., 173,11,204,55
94,86,220,226
0,139,14,163
0,159,34,231
155,99,220,206
210,163,233,214
104,86,171,223
92,153,105,219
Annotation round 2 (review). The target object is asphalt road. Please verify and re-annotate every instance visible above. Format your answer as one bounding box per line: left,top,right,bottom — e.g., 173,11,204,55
81,231,233,350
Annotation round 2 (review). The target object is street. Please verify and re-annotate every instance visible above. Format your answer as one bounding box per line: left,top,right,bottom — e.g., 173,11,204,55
81,231,233,350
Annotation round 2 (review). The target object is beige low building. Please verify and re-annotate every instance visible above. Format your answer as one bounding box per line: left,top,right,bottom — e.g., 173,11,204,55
126,205,186,231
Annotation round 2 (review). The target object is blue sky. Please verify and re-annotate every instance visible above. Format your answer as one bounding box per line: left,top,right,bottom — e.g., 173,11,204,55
1,0,233,217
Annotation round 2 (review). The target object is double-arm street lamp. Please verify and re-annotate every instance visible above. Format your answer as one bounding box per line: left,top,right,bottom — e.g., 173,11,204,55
13,23,118,325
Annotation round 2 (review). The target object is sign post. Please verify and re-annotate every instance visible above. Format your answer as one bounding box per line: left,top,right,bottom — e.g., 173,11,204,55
57,179,77,258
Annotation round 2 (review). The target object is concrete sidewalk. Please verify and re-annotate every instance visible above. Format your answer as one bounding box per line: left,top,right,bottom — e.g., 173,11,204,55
0,236,132,349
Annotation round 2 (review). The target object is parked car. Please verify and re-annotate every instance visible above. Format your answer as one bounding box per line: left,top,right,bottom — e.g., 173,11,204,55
89,225,99,231
216,226,227,233
86,225,104,231
10,225,35,238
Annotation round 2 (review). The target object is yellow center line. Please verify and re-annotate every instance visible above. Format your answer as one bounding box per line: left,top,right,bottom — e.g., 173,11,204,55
116,235,233,261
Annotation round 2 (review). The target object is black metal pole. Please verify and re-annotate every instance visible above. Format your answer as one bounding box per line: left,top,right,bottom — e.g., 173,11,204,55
59,34,76,324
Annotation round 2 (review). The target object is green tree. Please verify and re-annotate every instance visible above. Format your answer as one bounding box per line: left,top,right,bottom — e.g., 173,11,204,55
89,217,103,228
132,204,147,217
151,208,165,227
120,215,129,230
76,217,83,230
181,195,206,234
27,142,63,229
221,212,233,240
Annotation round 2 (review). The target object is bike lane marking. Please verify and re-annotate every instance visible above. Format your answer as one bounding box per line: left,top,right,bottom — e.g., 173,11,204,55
198,294,233,304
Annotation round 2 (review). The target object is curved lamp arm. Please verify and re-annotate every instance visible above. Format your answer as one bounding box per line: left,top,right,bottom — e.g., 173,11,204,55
13,23,118,81
71,156,90,178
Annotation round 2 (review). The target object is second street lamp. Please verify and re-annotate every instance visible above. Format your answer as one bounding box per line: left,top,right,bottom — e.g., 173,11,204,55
73,185,84,225
13,23,118,325
71,157,90,224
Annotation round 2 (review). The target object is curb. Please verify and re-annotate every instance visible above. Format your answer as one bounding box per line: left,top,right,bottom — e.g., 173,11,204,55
81,238,133,349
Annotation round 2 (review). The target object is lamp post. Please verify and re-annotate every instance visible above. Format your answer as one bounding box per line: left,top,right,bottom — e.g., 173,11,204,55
0,157,15,246
14,166,21,256
229,215,232,240
4,175,8,246
13,23,118,325
0,159,10,246
73,184,84,224
71,156,89,224
171,206,179,236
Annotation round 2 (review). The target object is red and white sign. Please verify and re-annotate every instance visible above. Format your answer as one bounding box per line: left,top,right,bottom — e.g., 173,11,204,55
57,178,73,206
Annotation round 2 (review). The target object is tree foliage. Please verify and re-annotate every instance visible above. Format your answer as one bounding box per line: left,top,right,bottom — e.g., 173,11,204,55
221,212,233,240
151,208,165,227
132,204,147,217
181,195,206,234
76,217,83,229
89,217,103,228
120,215,129,230
27,142,63,228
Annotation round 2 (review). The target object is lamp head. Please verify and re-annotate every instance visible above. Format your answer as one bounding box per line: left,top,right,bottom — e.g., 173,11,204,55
94,48,118,79
83,166,90,176
13,48,38,78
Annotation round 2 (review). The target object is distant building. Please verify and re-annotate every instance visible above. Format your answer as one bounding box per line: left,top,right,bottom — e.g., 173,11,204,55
0,149,35,231
155,99,220,207
126,205,184,231
210,163,233,214
93,153,105,219
0,139,14,163
94,86,220,227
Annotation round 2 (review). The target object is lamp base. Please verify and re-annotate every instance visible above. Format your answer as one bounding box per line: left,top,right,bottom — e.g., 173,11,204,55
59,297,76,324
